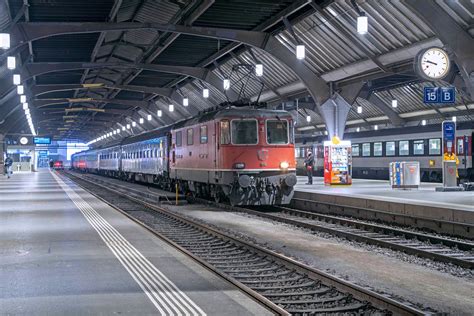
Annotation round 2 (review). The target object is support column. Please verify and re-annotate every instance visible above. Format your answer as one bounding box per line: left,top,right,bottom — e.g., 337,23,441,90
319,93,351,139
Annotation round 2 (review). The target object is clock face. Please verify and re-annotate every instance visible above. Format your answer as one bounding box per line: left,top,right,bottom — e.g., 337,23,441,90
20,137,28,145
420,47,450,79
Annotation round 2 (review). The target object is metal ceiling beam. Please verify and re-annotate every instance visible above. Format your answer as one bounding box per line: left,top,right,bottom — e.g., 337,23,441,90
359,91,406,127
7,22,330,106
4,61,238,103
405,0,474,100
33,98,150,109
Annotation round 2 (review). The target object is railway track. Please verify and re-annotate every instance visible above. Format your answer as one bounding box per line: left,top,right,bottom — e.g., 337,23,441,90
254,206,474,269
61,170,426,315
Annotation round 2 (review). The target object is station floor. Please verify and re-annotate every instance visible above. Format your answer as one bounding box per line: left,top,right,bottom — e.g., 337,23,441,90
295,176,474,212
0,170,272,315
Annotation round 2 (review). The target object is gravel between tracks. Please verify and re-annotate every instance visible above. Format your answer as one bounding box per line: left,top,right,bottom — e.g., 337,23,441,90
164,204,474,315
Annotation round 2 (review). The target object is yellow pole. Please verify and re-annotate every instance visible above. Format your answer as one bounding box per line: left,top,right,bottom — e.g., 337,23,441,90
175,183,178,205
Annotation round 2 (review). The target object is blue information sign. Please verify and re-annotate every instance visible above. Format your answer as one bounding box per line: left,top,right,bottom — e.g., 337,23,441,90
424,87,439,103
423,87,455,104
442,121,455,142
440,87,455,103
33,137,51,144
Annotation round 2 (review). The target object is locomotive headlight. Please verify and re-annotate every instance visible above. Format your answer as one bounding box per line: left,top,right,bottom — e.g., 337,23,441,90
280,161,289,169
234,162,245,169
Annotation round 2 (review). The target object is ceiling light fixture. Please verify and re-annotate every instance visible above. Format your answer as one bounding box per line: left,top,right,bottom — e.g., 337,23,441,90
7,56,15,70
223,79,230,90
357,13,368,35
13,74,20,85
296,44,305,60
255,64,263,76
0,33,11,49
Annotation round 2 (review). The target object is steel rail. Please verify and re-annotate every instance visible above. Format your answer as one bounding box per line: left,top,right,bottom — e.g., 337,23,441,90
61,170,426,315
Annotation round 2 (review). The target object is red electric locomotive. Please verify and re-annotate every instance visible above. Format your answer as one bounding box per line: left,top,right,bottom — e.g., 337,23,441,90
170,108,297,205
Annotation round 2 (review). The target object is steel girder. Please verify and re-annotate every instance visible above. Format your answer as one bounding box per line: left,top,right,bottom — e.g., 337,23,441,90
31,83,199,116
34,97,150,109
6,22,330,106
3,62,237,103
405,0,474,100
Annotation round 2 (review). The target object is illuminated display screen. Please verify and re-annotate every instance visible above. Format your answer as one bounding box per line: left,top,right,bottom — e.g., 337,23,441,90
33,137,51,144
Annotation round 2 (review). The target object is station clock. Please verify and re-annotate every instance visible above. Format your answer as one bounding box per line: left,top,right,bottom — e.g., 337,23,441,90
415,47,451,80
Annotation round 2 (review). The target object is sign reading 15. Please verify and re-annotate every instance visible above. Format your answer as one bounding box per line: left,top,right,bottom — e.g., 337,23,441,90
423,87,455,104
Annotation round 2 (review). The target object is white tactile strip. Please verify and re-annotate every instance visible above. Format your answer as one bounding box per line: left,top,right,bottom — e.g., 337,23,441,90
51,171,206,316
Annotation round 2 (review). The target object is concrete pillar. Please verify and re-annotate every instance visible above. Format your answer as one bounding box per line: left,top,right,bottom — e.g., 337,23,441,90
319,93,351,140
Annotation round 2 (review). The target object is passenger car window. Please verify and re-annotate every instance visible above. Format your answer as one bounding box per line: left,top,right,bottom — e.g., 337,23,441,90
429,139,441,155
267,120,288,144
200,125,208,144
220,120,230,144
413,140,424,155
187,128,194,145
176,131,182,147
362,143,371,157
352,144,359,157
399,141,409,156
374,142,382,156
231,120,258,145
386,142,395,156
457,138,464,155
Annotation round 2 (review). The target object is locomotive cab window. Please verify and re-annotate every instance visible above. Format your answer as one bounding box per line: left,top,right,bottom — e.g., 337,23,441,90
399,141,409,156
187,128,194,145
266,120,288,144
429,139,441,155
220,120,230,144
231,119,258,145
413,140,424,155
200,125,208,144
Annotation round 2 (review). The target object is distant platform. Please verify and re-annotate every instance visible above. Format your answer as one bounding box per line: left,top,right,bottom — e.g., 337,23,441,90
0,170,272,315
294,177,473,235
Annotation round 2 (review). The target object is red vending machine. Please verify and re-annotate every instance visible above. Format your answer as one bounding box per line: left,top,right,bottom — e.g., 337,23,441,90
324,139,352,185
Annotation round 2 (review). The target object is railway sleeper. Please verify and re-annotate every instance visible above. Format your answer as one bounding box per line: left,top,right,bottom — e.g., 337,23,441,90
261,287,332,298
285,302,370,315
273,294,350,305
239,274,303,284
251,280,317,291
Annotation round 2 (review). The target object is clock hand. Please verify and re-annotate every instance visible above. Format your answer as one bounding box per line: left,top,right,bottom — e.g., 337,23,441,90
426,60,438,66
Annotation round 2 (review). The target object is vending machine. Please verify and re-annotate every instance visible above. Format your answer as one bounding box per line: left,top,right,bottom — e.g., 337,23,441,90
324,139,352,185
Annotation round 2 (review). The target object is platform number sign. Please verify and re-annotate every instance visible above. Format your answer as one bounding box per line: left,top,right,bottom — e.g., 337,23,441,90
423,87,455,104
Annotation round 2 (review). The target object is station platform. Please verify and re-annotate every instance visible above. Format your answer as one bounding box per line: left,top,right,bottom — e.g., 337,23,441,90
294,177,474,231
0,170,271,315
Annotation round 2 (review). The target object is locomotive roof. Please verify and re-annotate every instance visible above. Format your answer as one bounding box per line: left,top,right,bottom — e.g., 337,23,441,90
83,107,292,153
173,107,292,129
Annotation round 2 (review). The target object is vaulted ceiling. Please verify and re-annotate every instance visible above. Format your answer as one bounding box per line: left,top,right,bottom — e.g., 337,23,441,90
0,0,472,144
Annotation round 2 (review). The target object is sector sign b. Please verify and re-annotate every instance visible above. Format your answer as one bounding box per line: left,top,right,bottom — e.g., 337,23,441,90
423,87,455,104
